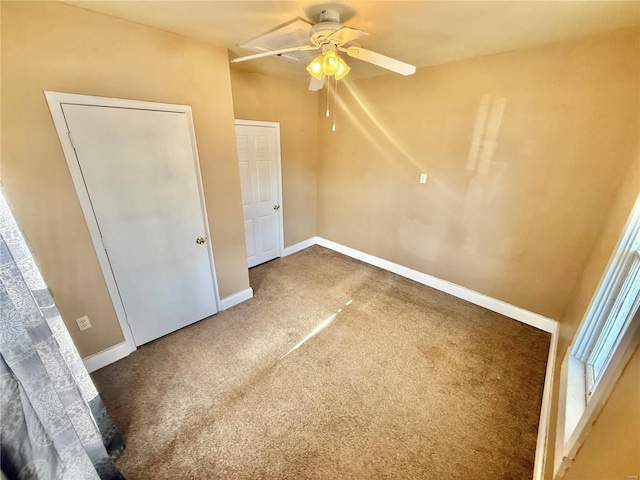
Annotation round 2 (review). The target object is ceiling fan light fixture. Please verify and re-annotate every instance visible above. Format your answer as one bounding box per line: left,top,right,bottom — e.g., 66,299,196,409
306,55,324,80
306,50,350,82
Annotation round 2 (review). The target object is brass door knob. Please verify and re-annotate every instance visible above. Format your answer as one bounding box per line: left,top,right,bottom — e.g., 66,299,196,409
273,204,280,210
196,237,205,245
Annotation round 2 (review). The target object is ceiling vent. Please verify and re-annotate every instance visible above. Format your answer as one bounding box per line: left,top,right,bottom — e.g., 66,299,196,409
239,18,317,63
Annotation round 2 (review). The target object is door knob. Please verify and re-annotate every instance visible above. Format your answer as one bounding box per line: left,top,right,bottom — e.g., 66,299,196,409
196,237,205,245
273,204,280,210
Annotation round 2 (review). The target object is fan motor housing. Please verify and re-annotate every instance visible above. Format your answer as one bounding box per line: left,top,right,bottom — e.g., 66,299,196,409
310,22,343,46
318,9,341,23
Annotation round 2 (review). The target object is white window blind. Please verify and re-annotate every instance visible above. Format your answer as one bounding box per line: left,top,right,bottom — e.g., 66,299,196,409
585,250,640,398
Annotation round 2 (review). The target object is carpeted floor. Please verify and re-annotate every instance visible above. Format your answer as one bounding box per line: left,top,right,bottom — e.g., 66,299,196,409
92,246,550,480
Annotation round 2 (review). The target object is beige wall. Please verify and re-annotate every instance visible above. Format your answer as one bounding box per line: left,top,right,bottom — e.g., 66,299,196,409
563,345,640,480
558,153,640,350
317,28,640,321
229,69,318,247
1,2,249,357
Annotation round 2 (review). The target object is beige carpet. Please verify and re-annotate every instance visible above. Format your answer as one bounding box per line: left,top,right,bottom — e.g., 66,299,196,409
92,246,550,480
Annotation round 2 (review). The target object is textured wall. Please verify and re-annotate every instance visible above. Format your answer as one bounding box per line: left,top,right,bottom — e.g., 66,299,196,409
229,69,318,248
317,28,639,321
1,2,249,357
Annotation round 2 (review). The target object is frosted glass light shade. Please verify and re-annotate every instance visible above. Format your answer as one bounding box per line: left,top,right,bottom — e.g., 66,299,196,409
335,57,350,80
306,56,324,80
321,50,340,76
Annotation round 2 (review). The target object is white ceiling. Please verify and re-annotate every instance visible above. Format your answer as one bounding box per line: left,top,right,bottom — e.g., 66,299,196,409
66,1,640,82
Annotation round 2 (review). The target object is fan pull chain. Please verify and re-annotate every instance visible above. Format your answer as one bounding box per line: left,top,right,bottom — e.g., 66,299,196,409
332,75,338,132
325,76,330,118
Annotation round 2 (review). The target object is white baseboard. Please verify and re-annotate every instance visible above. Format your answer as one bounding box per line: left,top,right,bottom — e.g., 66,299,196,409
83,288,254,372
534,328,558,480
283,237,319,257
83,340,136,374
315,237,558,333
220,287,254,310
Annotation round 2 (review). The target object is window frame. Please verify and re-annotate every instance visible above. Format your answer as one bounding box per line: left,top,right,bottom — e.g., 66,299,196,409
583,249,640,398
572,219,640,364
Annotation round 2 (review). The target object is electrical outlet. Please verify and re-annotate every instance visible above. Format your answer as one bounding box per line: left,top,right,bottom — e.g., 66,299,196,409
420,173,428,184
76,316,92,331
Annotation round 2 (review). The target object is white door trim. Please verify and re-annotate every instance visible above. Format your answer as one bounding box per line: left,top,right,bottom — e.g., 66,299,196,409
234,119,284,261
45,91,221,366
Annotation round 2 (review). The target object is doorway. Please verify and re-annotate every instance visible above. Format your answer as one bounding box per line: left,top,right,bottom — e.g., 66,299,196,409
235,120,284,268
46,92,220,348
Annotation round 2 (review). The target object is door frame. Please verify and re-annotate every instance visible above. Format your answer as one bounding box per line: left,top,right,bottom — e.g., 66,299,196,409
234,119,285,263
45,91,221,361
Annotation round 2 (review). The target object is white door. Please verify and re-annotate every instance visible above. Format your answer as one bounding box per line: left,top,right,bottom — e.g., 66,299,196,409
62,104,217,346
235,123,282,268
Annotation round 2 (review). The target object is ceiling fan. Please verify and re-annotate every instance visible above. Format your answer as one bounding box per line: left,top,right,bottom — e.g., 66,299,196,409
230,8,416,91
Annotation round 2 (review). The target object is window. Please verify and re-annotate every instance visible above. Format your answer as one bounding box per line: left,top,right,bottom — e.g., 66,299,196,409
571,225,640,404
583,249,640,398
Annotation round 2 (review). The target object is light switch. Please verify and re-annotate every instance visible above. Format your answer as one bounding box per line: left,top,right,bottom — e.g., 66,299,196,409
420,173,428,184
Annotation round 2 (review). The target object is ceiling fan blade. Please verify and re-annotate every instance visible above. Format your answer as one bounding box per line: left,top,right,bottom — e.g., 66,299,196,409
231,45,319,63
326,27,368,45
309,74,325,91
341,46,416,76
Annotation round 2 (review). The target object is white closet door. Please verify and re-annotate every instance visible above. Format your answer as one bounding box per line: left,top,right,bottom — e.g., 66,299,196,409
236,124,281,268
63,104,217,346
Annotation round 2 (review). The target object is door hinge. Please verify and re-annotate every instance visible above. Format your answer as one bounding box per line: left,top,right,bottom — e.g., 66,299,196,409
100,236,108,252
67,131,76,149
